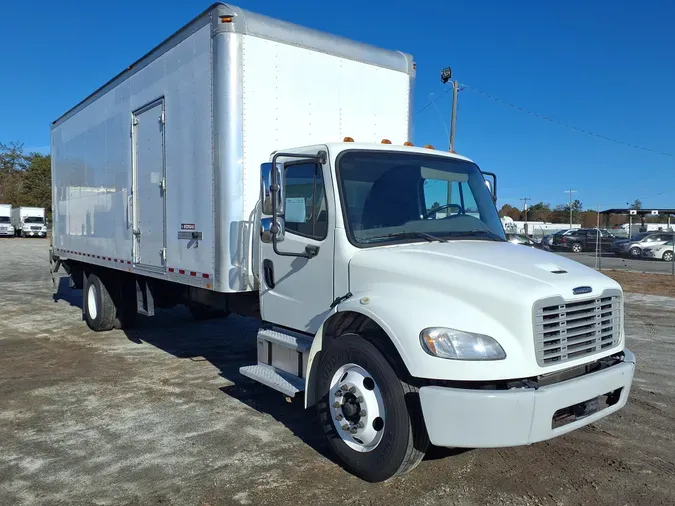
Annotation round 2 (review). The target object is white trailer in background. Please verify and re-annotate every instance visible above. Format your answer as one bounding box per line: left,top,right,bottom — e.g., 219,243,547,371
11,206,46,237
0,204,14,237
50,2,635,482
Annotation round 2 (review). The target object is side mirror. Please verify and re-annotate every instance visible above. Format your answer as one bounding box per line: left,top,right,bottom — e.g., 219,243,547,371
482,172,497,203
261,217,285,244
261,162,285,216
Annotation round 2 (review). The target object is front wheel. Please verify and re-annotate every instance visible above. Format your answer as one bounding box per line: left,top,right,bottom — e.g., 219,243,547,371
571,242,583,253
663,251,674,262
315,334,429,482
629,246,641,258
85,273,116,331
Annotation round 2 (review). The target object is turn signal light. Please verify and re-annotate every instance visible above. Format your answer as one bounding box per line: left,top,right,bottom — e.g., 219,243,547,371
219,15,233,23
343,137,354,142
381,139,392,144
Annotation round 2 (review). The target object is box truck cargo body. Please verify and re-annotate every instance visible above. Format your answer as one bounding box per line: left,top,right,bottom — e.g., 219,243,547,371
51,3,413,293
51,3,635,482
11,207,46,237
0,204,14,237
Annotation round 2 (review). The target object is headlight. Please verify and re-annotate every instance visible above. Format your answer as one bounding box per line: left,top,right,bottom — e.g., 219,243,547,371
419,327,506,360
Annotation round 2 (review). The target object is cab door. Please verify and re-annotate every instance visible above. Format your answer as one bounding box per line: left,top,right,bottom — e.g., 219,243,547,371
259,158,335,334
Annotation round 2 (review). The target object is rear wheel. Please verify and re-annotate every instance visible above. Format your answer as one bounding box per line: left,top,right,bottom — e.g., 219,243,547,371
629,246,641,258
315,333,429,482
85,273,116,332
571,242,583,253
663,251,674,262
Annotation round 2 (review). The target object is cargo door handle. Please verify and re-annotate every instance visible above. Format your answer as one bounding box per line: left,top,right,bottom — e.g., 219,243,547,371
133,228,141,237
127,195,133,228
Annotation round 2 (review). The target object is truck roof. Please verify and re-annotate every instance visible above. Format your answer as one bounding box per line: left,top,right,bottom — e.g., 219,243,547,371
298,142,476,164
52,2,414,128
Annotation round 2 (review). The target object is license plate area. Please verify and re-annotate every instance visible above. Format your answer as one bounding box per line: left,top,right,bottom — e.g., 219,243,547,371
552,388,623,429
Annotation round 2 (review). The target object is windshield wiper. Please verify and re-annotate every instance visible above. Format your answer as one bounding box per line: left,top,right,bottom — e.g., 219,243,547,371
363,231,448,243
445,230,504,241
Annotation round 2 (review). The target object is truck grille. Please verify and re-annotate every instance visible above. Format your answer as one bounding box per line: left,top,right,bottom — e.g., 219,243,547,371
30,226,42,231
533,289,621,367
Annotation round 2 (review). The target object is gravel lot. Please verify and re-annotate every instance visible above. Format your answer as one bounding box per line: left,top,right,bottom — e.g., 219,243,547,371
1,238,674,506
556,251,675,274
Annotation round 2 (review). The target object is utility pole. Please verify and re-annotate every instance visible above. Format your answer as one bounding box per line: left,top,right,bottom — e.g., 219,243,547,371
520,197,531,234
440,67,459,153
564,189,577,228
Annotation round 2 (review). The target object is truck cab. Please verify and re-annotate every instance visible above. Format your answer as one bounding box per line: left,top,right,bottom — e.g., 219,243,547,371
245,140,635,481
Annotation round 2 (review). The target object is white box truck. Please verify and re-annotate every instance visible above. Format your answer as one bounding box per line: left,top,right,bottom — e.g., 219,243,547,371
50,3,635,482
11,206,46,237
0,204,14,237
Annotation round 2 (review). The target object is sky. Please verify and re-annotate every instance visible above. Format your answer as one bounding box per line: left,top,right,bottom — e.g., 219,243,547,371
1,0,673,212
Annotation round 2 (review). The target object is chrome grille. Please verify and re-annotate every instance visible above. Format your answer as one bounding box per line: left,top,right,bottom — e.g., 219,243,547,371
533,289,621,367
30,226,42,230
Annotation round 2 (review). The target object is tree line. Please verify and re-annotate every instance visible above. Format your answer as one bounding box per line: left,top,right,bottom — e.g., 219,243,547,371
0,141,52,217
499,199,646,229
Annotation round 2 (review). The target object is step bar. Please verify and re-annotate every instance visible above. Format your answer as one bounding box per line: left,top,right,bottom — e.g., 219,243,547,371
239,327,313,397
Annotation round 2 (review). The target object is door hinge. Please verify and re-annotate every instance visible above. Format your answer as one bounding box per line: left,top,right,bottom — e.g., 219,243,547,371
132,116,139,126
133,228,141,237
160,248,167,263
159,178,166,191
160,110,165,124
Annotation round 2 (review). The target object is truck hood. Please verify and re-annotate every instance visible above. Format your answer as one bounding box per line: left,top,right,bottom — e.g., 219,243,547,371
345,240,624,381
348,240,619,304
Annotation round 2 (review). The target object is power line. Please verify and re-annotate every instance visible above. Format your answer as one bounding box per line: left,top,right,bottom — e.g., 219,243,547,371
414,87,452,115
460,83,674,158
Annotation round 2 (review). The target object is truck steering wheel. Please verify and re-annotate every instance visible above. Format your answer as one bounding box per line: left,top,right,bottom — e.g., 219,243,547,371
424,203,463,219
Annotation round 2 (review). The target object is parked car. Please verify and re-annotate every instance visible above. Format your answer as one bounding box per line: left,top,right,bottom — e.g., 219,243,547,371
540,229,572,249
613,232,674,258
506,233,535,247
641,240,675,262
551,228,616,253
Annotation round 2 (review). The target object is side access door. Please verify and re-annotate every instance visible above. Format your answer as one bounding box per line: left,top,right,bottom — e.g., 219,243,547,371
132,99,167,272
259,157,335,334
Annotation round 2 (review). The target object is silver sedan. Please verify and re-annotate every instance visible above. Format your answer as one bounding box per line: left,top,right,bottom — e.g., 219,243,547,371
642,240,675,262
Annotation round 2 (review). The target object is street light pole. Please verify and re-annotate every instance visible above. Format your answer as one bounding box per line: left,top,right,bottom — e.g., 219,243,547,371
440,67,458,153
564,189,577,228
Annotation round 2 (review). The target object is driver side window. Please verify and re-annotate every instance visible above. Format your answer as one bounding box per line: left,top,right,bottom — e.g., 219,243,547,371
423,179,478,219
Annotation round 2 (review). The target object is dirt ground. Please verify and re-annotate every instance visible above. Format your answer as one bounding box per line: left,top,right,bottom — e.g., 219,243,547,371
601,269,675,298
1,239,674,506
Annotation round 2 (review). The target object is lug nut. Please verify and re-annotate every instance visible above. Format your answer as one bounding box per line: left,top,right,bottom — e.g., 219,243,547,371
357,422,364,428
334,390,342,397
336,414,343,421
333,401,340,408
357,396,364,403
358,410,366,417
341,385,349,391
342,424,349,431
350,427,358,434
349,386,356,393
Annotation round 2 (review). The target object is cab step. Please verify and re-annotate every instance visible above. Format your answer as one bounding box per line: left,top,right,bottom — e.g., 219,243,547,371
238,326,313,397
239,364,305,397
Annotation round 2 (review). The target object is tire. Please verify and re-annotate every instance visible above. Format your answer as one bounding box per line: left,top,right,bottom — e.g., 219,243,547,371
315,333,429,482
571,242,582,253
85,273,116,332
113,277,137,330
663,251,674,262
629,246,641,258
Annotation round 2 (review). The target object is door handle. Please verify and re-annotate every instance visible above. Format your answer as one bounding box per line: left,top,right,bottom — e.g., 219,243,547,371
263,259,275,288
127,195,133,228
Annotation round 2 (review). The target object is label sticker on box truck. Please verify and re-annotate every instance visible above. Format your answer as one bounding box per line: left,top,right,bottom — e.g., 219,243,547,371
181,223,196,230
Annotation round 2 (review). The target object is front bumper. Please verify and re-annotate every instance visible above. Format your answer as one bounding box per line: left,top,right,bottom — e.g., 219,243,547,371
0,230,13,236
419,349,635,448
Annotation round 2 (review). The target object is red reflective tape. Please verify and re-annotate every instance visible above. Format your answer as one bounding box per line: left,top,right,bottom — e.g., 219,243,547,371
114,259,118,262
190,271,197,277
107,257,112,261
168,268,175,272
202,273,209,279
179,269,185,274
96,256,101,259
127,261,131,264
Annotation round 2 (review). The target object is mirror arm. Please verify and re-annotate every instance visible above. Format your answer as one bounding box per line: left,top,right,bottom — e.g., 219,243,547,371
269,150,327,259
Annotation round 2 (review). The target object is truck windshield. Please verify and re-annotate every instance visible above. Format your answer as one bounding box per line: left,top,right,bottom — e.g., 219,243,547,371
337,150,505,246
24,217,44,224
0,217,9,223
